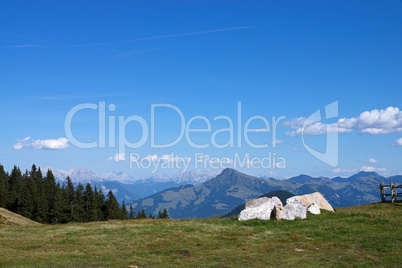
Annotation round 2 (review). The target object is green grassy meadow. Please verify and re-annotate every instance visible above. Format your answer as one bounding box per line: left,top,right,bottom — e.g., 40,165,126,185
0,203,401,267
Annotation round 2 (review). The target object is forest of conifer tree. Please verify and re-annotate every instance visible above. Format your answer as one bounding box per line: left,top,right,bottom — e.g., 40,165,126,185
0,164,169,224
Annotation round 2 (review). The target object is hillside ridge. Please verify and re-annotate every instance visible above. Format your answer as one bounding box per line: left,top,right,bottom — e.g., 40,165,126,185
0,207,41,226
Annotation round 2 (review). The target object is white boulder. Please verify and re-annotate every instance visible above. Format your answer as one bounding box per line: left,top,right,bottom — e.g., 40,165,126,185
286,192,334,212
273,203,307,220
307,203,320,215
238,197,283,221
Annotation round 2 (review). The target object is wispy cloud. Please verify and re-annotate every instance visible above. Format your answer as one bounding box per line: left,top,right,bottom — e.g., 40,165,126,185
1,44,43,49
72,26,257,47
0,32,117,52
36,92,141,101
12,137,69,150
2,26,256,50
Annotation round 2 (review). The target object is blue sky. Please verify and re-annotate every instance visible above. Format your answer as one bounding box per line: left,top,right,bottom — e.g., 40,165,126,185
1,1,401,179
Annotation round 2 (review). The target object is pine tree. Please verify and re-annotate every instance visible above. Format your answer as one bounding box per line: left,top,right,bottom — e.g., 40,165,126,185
141,209,147,219
120,200,128,220
136,210,141,219
0,164,8,208
43,170,65,224
106,190,121,220
158,208,169,219
64,176,77,221
53,182,64,224
162,208,169,219
94,187,106,221
28,165,39,216
83,183,97,222
129,205,135,219
60,183,69,223
44,169,56,223
18,173,35,219
74,183,85,222
33,168,48,223
7,166,23,212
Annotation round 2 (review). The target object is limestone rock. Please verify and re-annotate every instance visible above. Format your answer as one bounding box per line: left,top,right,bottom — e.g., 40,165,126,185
245,196,282,208
238,206,273,221
238,197,283,221
307,203,320,214
273,203,307,220
286,192,334,212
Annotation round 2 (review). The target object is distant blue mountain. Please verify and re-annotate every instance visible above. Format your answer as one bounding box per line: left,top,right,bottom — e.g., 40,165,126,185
128,168,402,219
49,166,402,215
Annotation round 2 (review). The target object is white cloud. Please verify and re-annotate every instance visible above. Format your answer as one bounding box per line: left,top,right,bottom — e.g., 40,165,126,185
391,137,402,146
31,138,69,150
367,158,378,164
12,137,69,150
108,153,126,162
271,140,283,146
332,168,358,174
361,165,390,173
333,166,388,175
285,106,402,136
12,143,23,150
282,117,306,129
360,165,376,172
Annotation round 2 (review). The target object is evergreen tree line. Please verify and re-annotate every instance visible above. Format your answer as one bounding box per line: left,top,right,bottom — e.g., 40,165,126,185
128,206,169,220
0,164,168,224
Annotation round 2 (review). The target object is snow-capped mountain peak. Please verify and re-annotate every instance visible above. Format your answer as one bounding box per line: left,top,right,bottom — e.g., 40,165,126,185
45,166,103,184
144,169,222,184
101,172,138,183
45,167,219,186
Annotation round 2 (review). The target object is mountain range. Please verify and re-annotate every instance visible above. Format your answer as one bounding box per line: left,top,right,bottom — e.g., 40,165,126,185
45,166,401,219
46,167,220,203
128,169,402,219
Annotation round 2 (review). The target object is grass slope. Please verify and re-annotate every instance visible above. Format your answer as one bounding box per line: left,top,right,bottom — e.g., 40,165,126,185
0,203,400,267
0,208,40,227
